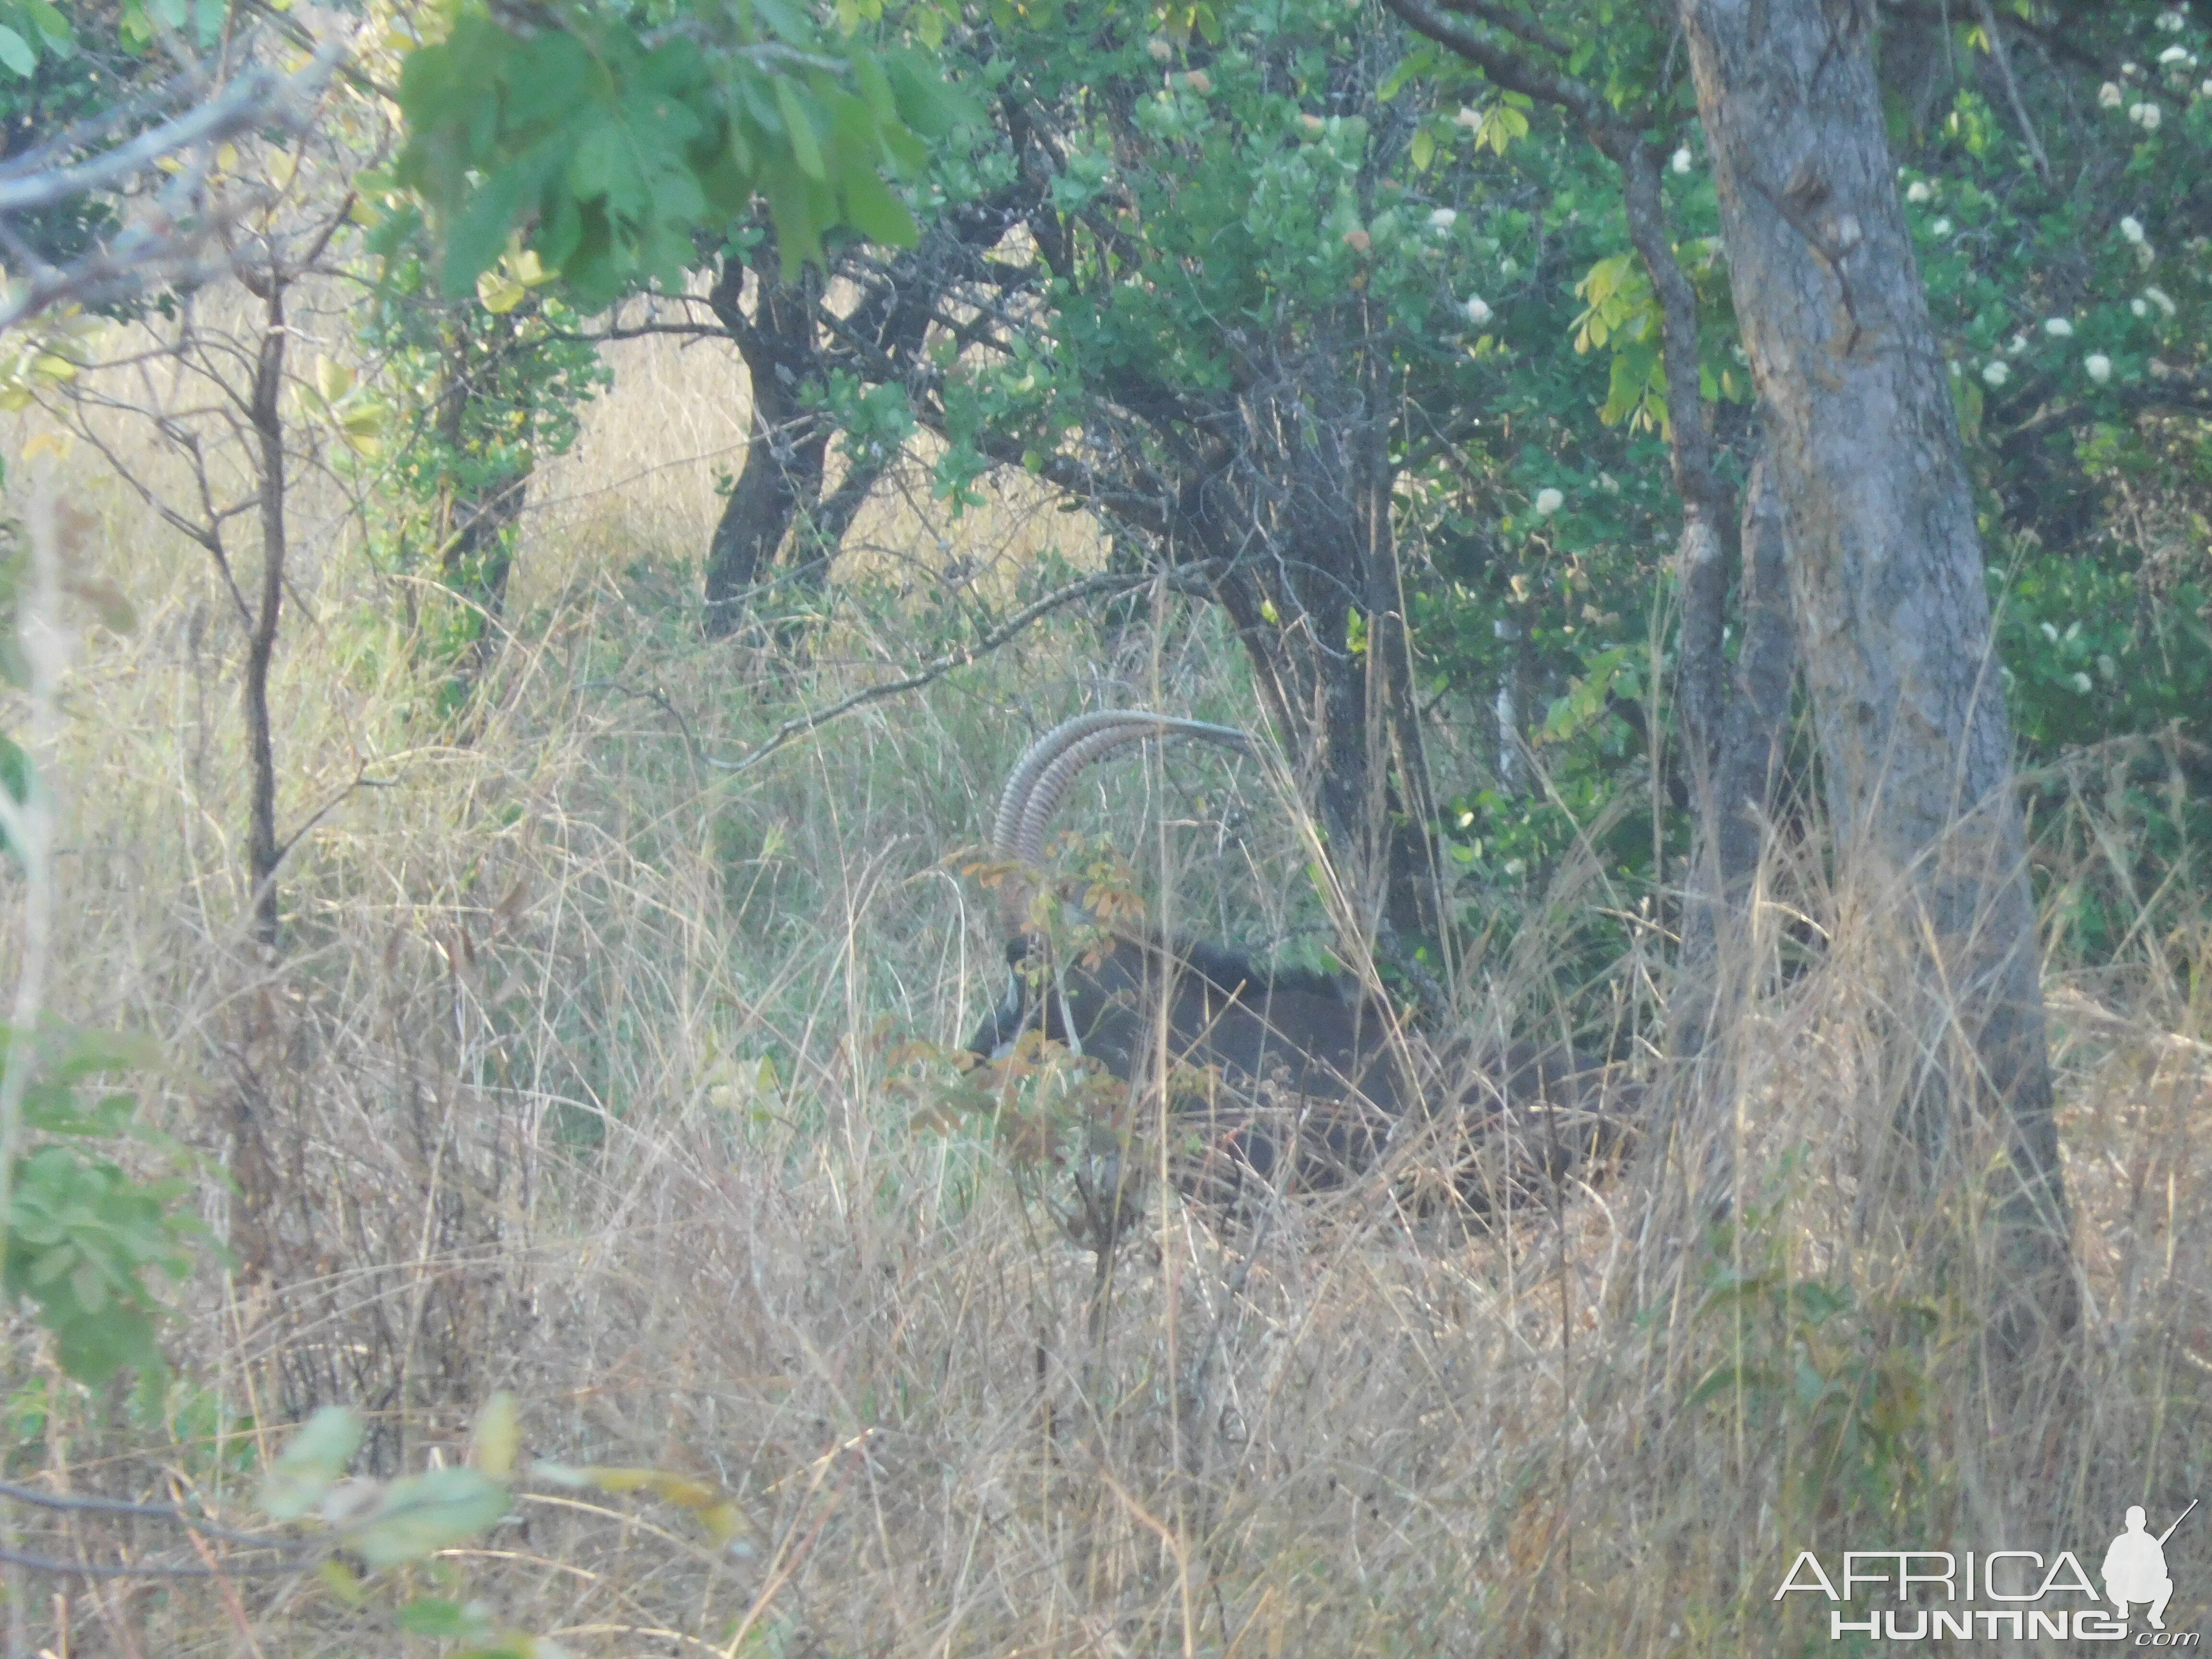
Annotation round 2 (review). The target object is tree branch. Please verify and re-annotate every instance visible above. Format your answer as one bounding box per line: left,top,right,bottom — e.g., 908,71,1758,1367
713,564,1226,776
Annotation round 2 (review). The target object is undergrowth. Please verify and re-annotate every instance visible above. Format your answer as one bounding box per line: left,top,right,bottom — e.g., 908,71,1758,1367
0,353,2206,1656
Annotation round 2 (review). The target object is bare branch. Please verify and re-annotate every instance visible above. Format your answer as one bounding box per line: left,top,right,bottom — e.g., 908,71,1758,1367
0,50,335,213
0,44,342,329
0,1545,315,1580
1973,0,2051,183
702,564,1228,777
0,1481,289,1552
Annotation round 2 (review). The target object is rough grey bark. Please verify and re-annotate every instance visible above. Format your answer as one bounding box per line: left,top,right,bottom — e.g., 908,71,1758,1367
1709,452,1799,904
1672,449,1794,1076
1677,0,2074,1353
1679,447,1798,984
702,257,827,636
243,284,287,950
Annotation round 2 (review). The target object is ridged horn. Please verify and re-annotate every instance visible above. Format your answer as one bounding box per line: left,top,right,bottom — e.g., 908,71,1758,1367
993,712,1252,933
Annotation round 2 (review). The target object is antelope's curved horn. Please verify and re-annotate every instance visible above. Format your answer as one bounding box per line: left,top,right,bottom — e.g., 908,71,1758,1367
993,712,1251,934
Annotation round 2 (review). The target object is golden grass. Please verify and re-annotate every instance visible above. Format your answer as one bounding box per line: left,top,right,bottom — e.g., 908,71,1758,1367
0,322,2207,1657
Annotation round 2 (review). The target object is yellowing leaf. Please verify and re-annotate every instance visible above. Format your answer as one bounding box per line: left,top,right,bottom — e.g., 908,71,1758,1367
267,151,298,190
477,270,526,313
546,1465,750,1543
318,1559,367,1607
21,430,70,461
472,1392,521,1479
314,356,354,401
511,249,553,287
215,143,238,174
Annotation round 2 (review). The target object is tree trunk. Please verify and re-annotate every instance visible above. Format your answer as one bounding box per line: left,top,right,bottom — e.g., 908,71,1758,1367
703,257,830,637
1177,329,1444,1001
433,315,531,627
1677,0,2074,1356
244,286,288,950
1677,446,1799,989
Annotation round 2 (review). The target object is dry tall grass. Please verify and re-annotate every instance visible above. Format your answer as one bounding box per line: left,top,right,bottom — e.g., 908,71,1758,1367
0,326,2207,1657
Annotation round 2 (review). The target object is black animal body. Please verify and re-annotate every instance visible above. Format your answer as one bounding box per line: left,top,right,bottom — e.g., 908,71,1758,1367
966,711,1635,1216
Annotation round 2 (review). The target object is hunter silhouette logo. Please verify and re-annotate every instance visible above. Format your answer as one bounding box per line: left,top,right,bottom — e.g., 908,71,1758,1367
2106,1501,2195,1633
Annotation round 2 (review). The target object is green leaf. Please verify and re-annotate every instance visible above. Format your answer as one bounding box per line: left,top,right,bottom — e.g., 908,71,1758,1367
776,79,826,181
0,734,30,863
398,1597,487,1638
1685,1362,1782,1408
262,1407,365,1520
348,1467,511,1568
0,24,37,77
853,51,896,121
842,166,917,247
442,163,539,298
25,0,69,44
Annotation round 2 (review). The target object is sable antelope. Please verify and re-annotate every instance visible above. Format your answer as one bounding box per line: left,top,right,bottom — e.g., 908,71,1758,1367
964,711,1635,1219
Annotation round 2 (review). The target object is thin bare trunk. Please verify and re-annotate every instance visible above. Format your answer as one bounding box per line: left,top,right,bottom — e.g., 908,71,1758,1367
245,287,287,950
1678,0,2074,1360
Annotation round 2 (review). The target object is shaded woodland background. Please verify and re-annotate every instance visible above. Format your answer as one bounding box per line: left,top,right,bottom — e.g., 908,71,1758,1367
0,0,2208,1652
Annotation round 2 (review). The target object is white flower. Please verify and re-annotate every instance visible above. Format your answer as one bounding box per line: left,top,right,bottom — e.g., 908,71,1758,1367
2044,316,2074,337
2123,61,2141,77
1464,294,1493,325
2100,81,2125,107
1930,217,1953,238
1147,35,1173,60
2121,216,2147,243
1983,360,2010,386
2157,7,2186,29
2070,672,2094,695
1671,145,1693,174
2133,298,2151,316
2008,333,2029,355
1533,487,1564,517
1949,361,1963,377
2144,285,2177,316
2130,101,2163,130
2203,79,2212,96
1429,207,1458,231
2159,45,2190,64
1498,256,1519,277
1455,105,1481,130
2085,353,2114,384
1907,180,1934,203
